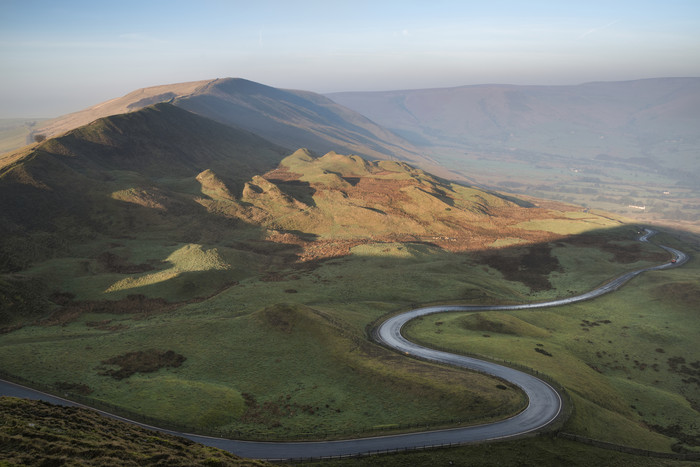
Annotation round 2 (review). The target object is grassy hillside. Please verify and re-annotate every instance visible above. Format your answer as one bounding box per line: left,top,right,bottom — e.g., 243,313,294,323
176,78,431,167
0,397,268,466
1,221,694,452
0,103,288,270
197,148,551,249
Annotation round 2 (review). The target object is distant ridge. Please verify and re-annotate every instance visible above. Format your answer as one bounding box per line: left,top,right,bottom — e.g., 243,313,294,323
30,78,436,172
33,80,212,140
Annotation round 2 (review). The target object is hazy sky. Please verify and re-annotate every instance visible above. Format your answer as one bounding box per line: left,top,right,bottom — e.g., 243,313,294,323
1,0,699,117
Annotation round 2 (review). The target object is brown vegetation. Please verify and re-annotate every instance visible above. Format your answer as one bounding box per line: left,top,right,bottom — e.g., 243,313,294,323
258,155,578,263
97,349,186,380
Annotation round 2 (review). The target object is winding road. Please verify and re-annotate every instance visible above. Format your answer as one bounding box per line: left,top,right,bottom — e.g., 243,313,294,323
0,229,688,461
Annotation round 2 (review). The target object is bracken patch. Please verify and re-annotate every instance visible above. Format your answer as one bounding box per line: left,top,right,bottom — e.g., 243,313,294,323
98,349,186,380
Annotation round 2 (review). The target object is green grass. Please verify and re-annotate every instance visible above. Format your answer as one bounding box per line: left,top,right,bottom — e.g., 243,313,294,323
515,213,622,235
105,244,231,293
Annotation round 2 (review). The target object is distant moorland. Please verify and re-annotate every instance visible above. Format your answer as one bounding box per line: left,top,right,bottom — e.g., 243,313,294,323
329,78,700,229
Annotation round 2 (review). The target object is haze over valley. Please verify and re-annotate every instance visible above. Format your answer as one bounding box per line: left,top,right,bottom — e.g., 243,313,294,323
329,77,700,228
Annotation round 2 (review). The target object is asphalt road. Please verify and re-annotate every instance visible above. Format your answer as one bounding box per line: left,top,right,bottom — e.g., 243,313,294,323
0,229,687,460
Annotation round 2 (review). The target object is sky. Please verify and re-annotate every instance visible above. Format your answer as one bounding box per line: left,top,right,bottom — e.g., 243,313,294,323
1,0,700,118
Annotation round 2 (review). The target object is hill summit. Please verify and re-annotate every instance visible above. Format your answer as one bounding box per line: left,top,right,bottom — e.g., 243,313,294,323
0,103,287,238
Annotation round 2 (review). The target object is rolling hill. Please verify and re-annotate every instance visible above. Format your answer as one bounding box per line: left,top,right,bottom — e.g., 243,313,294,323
9,77,699,227
0,103,288,239
0,103,560,442
0,100,567,323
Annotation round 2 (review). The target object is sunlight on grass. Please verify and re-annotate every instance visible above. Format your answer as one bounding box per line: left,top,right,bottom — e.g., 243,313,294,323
490,237,527,248
105,244,230,292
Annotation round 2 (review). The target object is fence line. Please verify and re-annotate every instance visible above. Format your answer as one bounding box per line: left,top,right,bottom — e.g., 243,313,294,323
558,432,700,461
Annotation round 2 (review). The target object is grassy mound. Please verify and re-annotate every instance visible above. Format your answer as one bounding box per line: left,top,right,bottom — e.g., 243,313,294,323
456,312,550,338
103,377,247,428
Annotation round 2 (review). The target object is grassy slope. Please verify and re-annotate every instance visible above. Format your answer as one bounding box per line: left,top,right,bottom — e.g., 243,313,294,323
0,103,288,273
1,221,691,447
0,397,268,466
1,140,551,440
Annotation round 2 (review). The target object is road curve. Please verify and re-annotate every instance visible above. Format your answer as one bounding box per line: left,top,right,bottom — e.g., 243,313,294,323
0,229,687,460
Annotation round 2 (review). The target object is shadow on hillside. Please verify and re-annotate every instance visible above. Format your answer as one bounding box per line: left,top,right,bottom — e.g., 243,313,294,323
334,222,688,304
269,179,317,207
